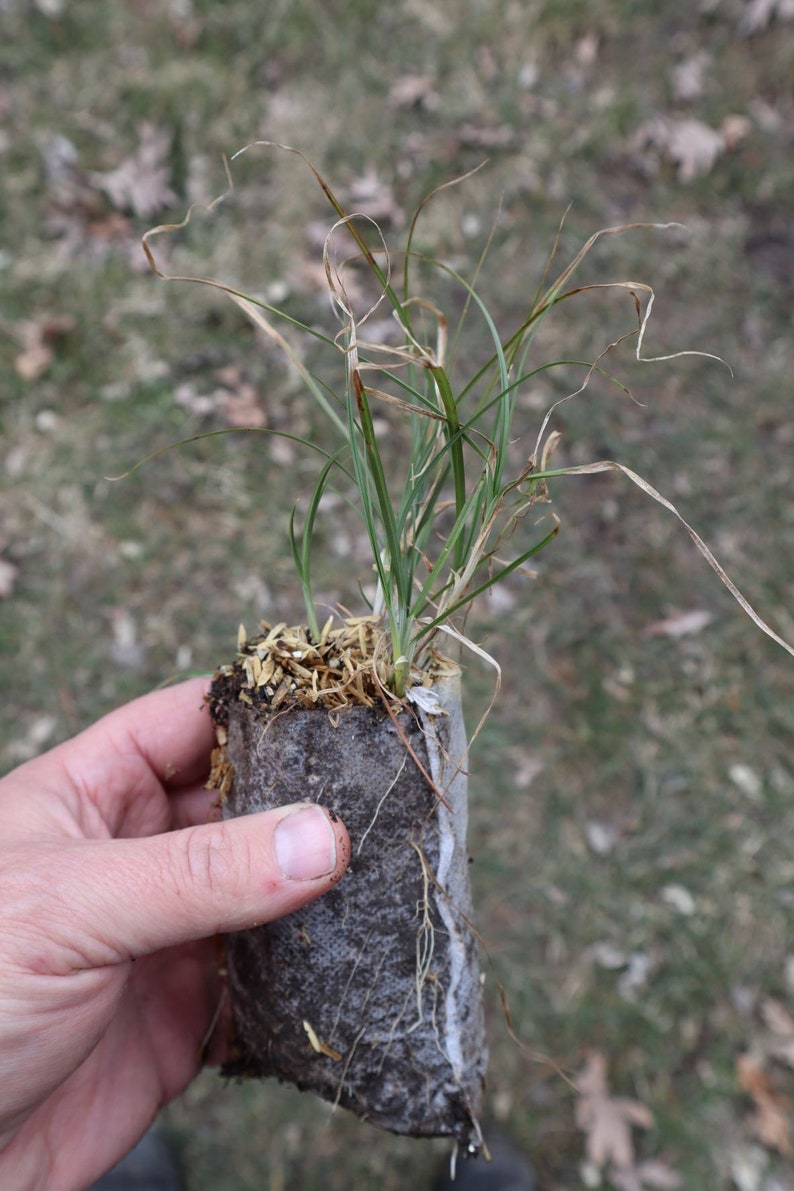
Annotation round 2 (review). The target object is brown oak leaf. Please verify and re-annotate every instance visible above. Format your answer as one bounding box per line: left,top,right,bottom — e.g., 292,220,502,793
737,1052,792,1155
91,123,176,219
575,1050,654,1170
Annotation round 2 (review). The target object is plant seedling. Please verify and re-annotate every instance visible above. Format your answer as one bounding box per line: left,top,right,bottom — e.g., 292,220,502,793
140,142,793,1155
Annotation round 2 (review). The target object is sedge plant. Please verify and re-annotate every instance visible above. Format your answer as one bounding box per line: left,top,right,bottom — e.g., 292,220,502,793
141,142,794,698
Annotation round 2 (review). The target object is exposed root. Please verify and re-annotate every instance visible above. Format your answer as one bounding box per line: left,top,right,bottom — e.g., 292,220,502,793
327,925,375,1046
356,754,408,856
409,837,439,1028
198,985,228,1066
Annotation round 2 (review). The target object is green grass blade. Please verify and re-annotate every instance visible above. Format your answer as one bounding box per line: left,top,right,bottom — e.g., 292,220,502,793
414,521,561,642
288,452,344,641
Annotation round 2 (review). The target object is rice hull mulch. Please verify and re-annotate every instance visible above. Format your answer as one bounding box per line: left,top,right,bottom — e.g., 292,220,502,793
209,672,487,1149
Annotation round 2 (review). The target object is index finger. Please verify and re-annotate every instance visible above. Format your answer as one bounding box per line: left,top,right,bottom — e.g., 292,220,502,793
60,676,217,836
1,678,218,841
87,676,217,789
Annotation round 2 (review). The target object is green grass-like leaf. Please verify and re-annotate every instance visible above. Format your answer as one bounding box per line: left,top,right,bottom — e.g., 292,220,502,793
142,143,790,696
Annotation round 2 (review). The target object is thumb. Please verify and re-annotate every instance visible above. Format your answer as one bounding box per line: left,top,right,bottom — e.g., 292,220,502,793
42,804,350,970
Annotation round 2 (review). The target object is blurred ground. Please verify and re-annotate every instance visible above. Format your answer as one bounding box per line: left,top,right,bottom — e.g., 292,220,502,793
1,2,793,1187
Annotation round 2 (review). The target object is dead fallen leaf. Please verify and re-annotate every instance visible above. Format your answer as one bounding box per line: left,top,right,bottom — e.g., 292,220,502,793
214,365,266,428
37,314,76,342
107,607,145,671
220,385,266,429
40,133,92,209
509,747,545,790
388,74,438,110
346,168,404,228
670,53,709,102
13,315,76,380
91,123,176,219
173,367,267,429
736,1052,793,1155
629,116,737,182
173,382,216,419
760,997,794,1038
760,998,794,1069
14,341,52,382
575,1050,654,1170
0,559,19,599
658,118,725,182
573,31,599,66
644,609,713,638
612,1159,683,1191
728,763,762,799
458,122,517,150
739,0,794,36
585,819,620,855
721,113,753,152
660,883,696,916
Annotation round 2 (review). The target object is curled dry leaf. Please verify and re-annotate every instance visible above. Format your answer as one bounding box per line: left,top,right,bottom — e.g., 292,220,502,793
736,1052,793,1156
575,1050,654,1171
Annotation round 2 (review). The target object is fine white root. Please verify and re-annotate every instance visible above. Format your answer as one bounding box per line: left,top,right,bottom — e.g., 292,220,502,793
356,754,408,856
409,837,439,1029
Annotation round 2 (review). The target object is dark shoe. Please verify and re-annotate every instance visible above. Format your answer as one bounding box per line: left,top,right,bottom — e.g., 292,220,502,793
87,1126,183,1191
435,1129,538,1190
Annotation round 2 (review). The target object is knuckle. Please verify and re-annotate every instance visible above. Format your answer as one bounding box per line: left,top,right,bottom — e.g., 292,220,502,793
176,822,245,906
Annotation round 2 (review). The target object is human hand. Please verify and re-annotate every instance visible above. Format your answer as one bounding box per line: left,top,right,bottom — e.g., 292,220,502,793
0,677,349,1190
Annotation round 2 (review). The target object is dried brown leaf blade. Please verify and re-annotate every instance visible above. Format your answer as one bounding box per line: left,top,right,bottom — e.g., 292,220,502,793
142,146,794,696
537,459,794,662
